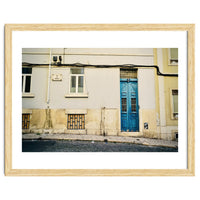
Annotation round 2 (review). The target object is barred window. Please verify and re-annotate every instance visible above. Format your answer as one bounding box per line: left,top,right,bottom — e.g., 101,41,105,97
121,98,127,112
120,69,137,79
131,98,136,112
67,114,85,130
172,89,178,119
22,114,30,129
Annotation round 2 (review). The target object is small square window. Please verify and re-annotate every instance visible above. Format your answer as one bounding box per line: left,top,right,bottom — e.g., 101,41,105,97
22,114,30,129
67,114,85,130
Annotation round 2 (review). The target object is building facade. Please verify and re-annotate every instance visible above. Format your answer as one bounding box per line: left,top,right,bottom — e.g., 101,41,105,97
22,48,178,141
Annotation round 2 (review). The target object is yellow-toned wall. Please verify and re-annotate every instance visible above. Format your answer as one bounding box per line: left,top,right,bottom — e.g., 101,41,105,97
162,48,178,74
30,109,46,129
51,109,67,129
164,77,178,126
162,49,178,126
153,48,160,125
23,108,120,136
86,109,102,135
140,109,159,138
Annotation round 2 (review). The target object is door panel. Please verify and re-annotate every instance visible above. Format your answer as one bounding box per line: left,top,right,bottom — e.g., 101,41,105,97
120,81,128,131
120,79,139,132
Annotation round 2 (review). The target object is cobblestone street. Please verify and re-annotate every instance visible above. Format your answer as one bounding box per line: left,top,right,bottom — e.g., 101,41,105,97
22,139,178,152
22,133,178,152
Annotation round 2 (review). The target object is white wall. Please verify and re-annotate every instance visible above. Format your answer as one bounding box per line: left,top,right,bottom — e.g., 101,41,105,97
22,67,48,109
23,48,154,55
22,48,154,65
50,68,120,109
138,68,156,109
22,48,155,110
23,67,121,109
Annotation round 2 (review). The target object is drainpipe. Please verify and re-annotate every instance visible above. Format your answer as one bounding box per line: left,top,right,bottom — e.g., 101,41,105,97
44,48,52,130
101,107,106,136
47,48,51,105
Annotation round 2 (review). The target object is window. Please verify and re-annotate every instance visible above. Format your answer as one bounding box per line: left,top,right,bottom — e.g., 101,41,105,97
67,114,85,129
120,69,137,79
121,98,127,112
70,68,84,93
22,67,32,93
172,89,178,119
169,48,178,65
172,131,178,142
131,98,136,112
22,114,30,129
175,132,178,142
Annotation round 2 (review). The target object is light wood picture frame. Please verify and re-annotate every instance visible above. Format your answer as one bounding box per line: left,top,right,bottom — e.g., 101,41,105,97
5,24,195,176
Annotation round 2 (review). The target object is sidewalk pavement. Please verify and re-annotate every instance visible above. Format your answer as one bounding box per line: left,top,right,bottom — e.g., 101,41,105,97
22,133,178,148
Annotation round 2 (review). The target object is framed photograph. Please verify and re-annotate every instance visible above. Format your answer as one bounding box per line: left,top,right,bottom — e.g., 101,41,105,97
5,24,195,176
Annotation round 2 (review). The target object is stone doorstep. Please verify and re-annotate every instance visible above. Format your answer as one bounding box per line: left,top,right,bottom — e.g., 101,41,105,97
22,133,178,148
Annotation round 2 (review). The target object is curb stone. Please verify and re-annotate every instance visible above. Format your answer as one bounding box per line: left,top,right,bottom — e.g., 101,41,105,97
22,133,178,148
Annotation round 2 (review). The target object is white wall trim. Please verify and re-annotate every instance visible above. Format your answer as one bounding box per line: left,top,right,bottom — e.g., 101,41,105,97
65,109,87,114
22,109,32,114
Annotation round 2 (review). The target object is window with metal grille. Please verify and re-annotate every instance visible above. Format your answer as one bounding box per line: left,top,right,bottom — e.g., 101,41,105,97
67,114,85,129
131,98,136,112
172,89,178,119
22,114,30,129
22,67,32,93
120,69,137,79
121,98,127,112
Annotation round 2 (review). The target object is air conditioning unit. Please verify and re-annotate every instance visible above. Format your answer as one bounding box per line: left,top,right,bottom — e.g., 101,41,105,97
52,55,62,65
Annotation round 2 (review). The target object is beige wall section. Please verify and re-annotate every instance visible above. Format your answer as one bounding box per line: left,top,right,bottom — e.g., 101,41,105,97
23,108,120,136
85,109,102,135
157,49,166,128
31,109,46,130
162,49,178,127
155,48,178,140
104,108,120,135
137,68,157,137
140,109,158,138
153,49,160,126
22,109,46,134
162,48,178,74
51,109,66,130
164,77,178,126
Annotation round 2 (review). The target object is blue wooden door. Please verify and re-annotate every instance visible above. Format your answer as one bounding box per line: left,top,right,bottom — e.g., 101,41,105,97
120,79,139,132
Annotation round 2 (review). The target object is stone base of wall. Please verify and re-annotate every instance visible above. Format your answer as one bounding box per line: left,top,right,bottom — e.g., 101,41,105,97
22,108,178,141
160,126,178,141
23,108,120,136
119,132,143,137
